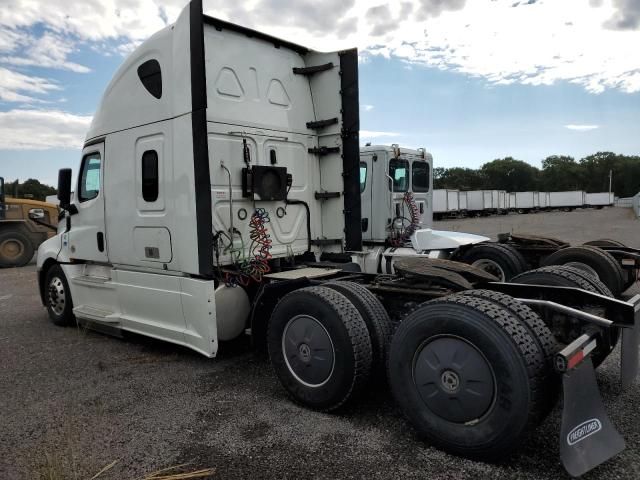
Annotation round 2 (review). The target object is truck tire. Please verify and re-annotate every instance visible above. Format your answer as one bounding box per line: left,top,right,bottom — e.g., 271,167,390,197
542,245,625,296
553,265,613,297
324,281,393,375
44,264,75,326
511,265,616,367
583,239,637,291
459,289,559,422
512,265,612,296
0,229,35,267
388,295,544,460
267,286,372,411
460,242,527,281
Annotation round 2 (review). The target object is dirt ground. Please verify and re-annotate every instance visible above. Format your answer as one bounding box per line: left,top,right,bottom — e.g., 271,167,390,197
1,207,639,480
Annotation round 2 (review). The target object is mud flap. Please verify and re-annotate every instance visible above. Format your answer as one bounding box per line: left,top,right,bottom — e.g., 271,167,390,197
560,359,625,477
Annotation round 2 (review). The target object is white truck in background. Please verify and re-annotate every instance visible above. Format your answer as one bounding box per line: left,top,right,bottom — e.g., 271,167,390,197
34,2,640,476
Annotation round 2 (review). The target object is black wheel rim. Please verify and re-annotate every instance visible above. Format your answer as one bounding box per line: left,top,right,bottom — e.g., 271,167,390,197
282,315,335,388
471,259,506,281
413,335,495,423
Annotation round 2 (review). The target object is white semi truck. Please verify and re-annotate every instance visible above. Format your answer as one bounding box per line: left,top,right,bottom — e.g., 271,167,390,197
36,2,640,476
355,144,640,295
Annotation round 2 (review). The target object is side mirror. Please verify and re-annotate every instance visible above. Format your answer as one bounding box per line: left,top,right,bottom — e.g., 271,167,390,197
57,168,72,208
28,208,45,220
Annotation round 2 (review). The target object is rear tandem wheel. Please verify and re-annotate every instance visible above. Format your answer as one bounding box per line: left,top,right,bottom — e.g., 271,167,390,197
460,242,527,281
511,265,617,367
267,286,373,411
542,245,626,296
388,294,546,460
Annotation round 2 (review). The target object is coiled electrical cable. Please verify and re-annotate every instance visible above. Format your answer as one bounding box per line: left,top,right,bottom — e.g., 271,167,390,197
390,192,421,247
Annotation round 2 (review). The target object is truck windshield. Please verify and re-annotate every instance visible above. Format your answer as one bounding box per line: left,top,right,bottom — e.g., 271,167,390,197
412,161,430,192
389,159,409,192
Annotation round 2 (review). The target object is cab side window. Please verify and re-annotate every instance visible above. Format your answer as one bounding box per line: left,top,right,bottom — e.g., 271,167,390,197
412,161,430,192
359,162,367,192
142,150,159,202
389,159,409,192
78,153,101,202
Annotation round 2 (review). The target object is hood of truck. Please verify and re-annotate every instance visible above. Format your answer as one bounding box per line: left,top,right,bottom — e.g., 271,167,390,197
411,228,490,251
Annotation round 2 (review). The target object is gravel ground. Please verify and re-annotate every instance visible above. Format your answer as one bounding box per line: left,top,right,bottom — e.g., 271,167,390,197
1,207,640,480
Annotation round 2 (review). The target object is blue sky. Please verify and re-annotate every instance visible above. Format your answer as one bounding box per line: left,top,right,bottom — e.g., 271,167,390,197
1,0,639,186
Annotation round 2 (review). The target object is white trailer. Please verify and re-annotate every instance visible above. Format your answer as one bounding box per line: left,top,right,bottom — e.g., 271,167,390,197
508,192,516,211
33,5,640,475
514,191,536,212
539,192,550,210
490,190,500,213
432,189,459,218
466,190,492,215
458,190,468,213
532,191,540,209
584,192,614,208
448,189,460,212
549,191,585,209
498,190,508,212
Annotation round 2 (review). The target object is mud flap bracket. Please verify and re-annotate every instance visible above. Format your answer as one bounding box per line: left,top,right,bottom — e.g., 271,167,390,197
620,293,640,387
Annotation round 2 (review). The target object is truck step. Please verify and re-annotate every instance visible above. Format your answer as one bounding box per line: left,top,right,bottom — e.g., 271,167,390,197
71,275,114,289
73,305,120,323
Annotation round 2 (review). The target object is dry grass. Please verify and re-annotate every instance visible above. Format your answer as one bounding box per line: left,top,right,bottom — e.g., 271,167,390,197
90,460,118,479
142,463,216,480
33,420,83,480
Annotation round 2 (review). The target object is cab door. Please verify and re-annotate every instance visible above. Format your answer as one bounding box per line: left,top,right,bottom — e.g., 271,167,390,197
68,142,108,263
359,154,373,241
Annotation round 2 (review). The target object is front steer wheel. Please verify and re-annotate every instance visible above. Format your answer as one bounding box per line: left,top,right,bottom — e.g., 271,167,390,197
44,264,75,326
267,286,373,411
388,295,545,460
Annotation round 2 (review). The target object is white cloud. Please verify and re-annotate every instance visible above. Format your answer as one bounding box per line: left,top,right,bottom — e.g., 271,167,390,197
0,109,91,149
0,26,21,52
0,0,167,43
362,104,374,111
0,67,60,103
565,124,600,131
0,0,638,109
1,31,90,73
360,130,401,137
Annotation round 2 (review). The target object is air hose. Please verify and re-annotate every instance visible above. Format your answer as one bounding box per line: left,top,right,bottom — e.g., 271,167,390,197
390,192,421,247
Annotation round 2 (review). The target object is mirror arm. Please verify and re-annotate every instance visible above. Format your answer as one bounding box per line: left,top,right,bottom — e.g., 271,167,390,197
31,217,58,231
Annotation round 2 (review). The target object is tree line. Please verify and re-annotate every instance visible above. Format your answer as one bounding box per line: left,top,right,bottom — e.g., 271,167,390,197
2,178,57,202
434,152,640,198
